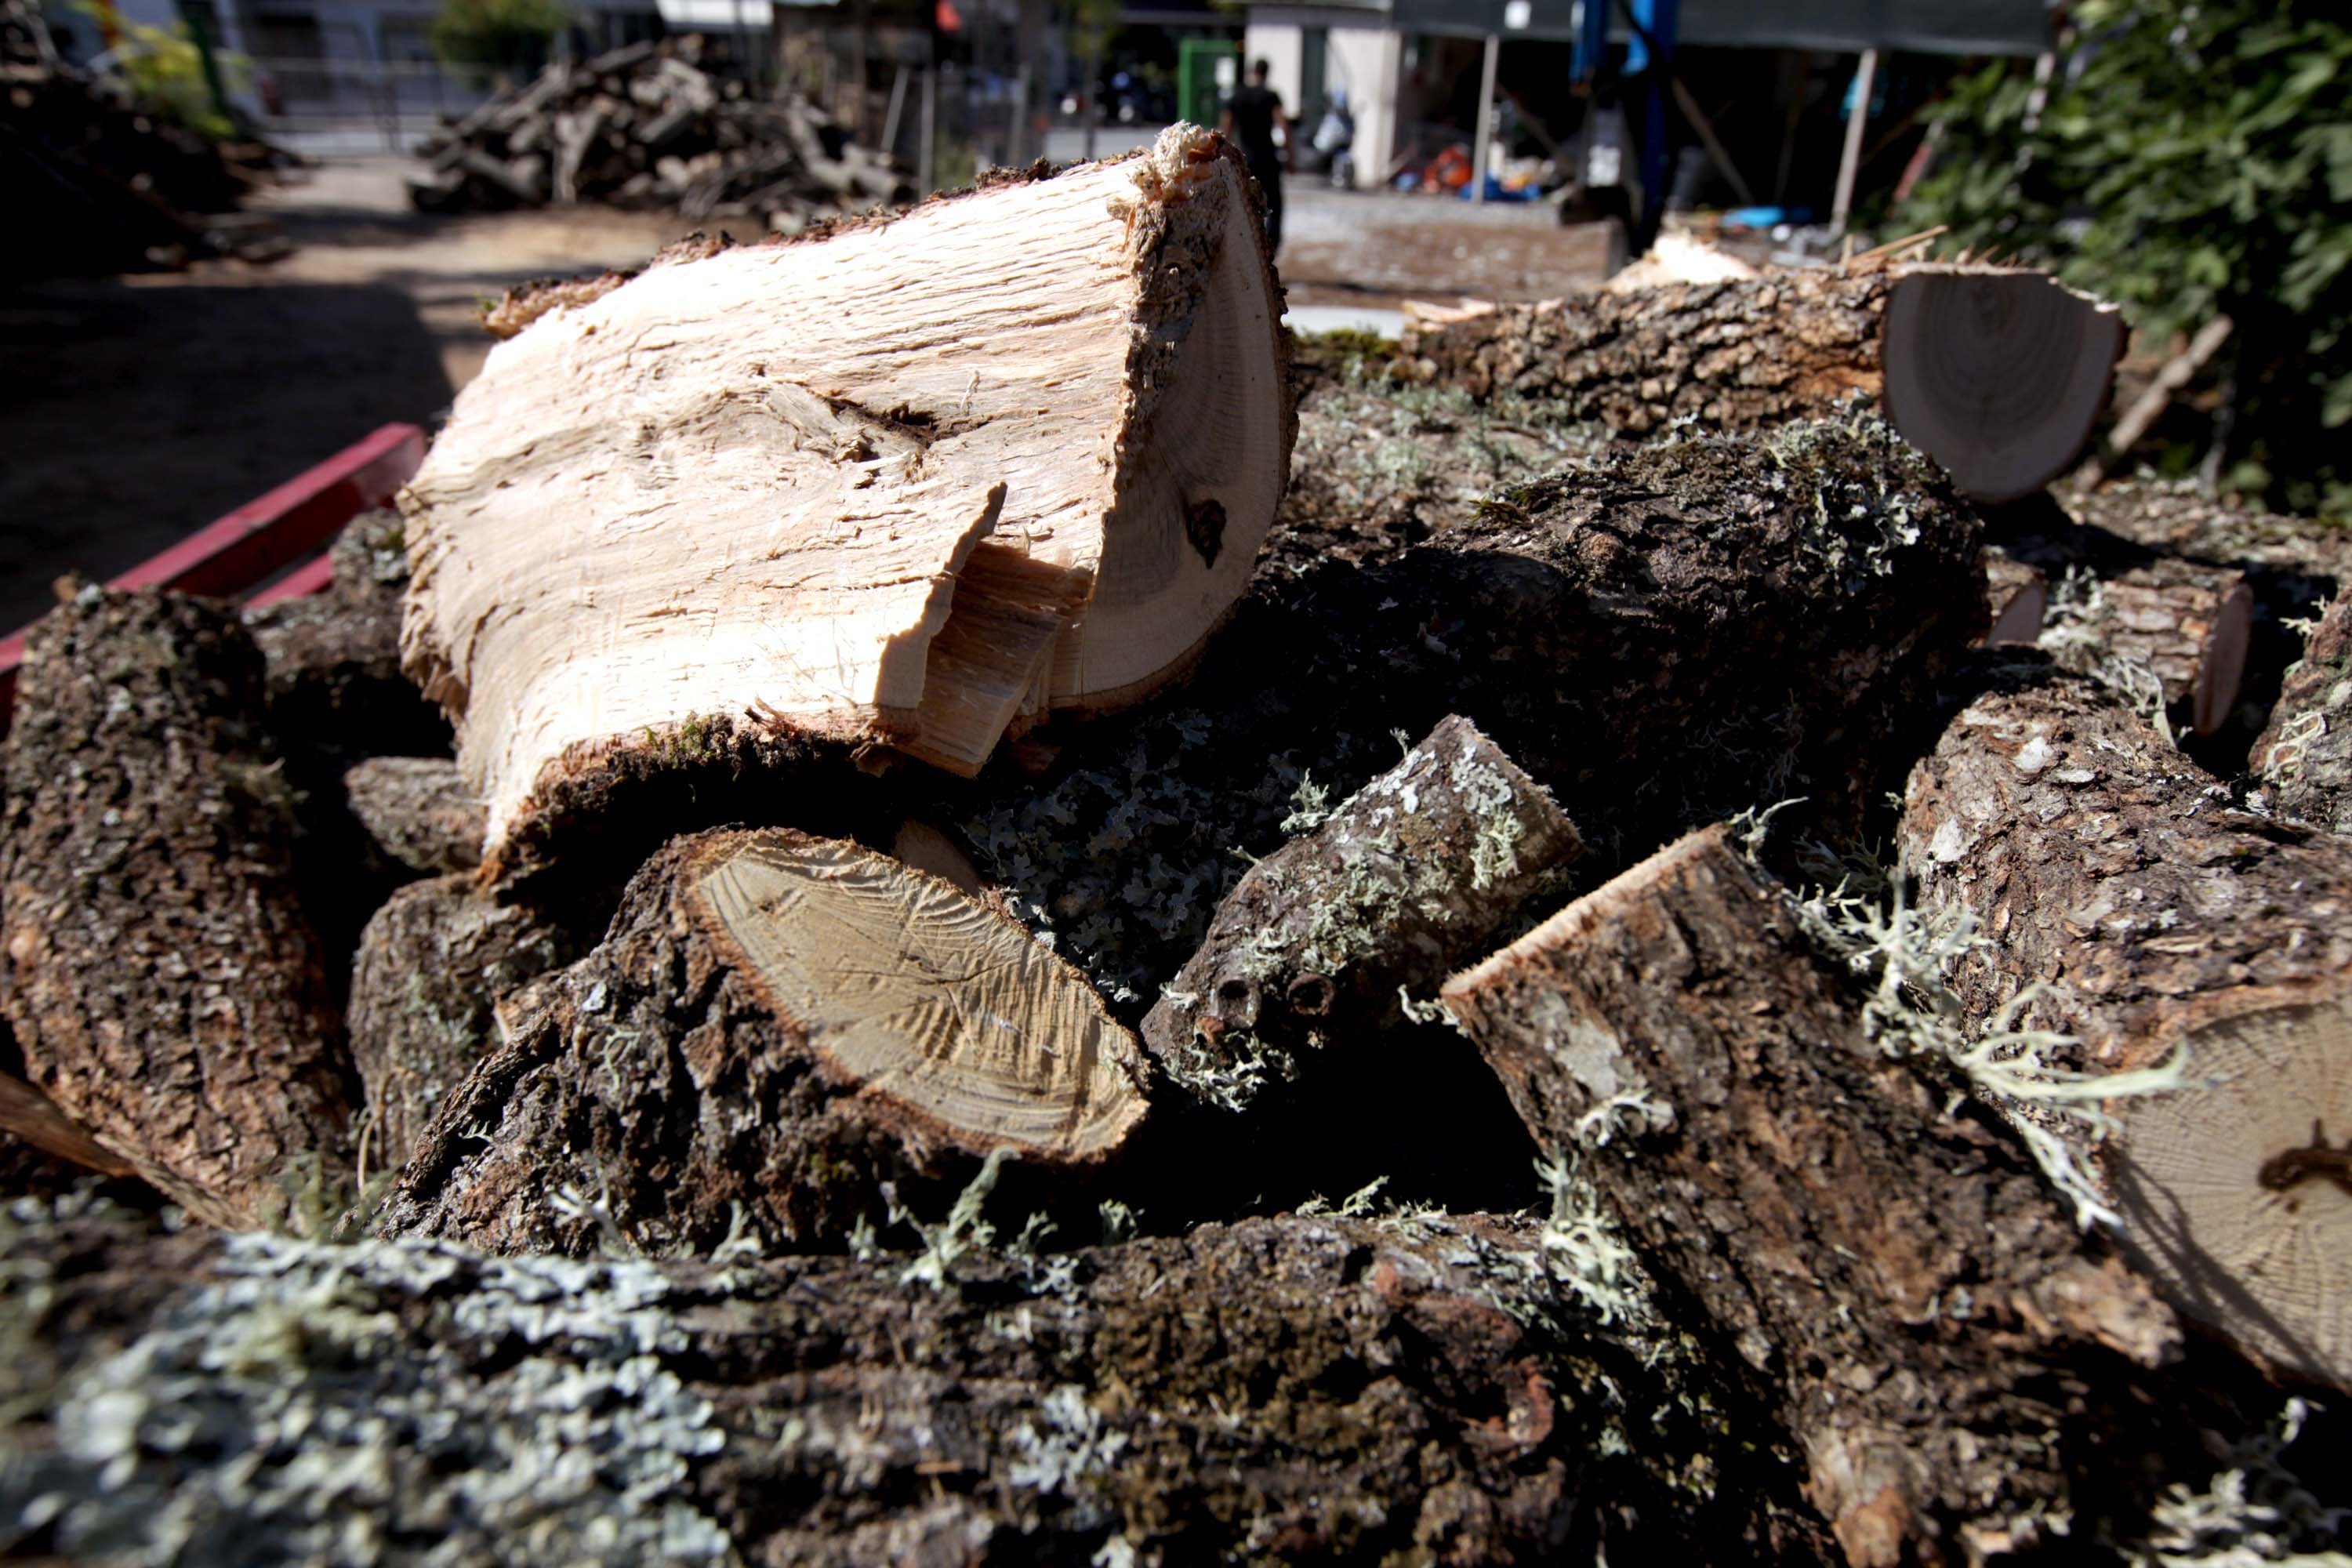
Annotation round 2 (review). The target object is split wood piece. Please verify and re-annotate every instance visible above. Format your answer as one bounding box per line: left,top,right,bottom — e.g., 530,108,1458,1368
1445,825,2184,1566
348,875,579,1177
0,589,352,1229
0,1209,1835,1566
343,756,488,875
243,508,448,763
1140,714,1581,1099
1983,550,2048,647
2040,556,2253,737
1403,261,2121,501
379,827,1151,1255
1898,670,2352,1389
402,124,1294,868
2255,583,2352,834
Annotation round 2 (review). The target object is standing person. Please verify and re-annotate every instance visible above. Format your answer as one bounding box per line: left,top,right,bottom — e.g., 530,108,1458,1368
1220,59,1294,254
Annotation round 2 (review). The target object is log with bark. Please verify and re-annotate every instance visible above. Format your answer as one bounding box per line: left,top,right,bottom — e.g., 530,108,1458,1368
343,755,487,874
400,125,1293,874
0,1204,1838,1565
1444,824,2186,1564
1140,714,1581,1102
1402,260,2123,500
2255,583,2352,834
378,828,1151,1255
2063,477,2352,583
348,874,579,1177
0,590,352,1228
1897,666,2352,1388
2040,555,2254,738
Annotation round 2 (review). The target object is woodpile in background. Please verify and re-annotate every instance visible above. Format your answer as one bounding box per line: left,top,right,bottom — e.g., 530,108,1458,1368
406,38,910,231
4,191,2350,1564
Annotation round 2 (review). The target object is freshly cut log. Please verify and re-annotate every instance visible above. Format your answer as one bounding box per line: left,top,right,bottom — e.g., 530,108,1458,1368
0,1207,1836,1566
1141,715,1581,1100
379,827,1150,1254
1898,669,2352,1388
2255,583,2352,833
401,123,1293,868
1983,550,2047,647
343,756,488,874
2041,556,2253,737
0,590,351,1229
1444,825,2184,1565
1403,261,2122,500
349,874,578,1176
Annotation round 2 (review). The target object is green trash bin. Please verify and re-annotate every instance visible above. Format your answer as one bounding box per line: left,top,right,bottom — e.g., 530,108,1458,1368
1177,38,1239,129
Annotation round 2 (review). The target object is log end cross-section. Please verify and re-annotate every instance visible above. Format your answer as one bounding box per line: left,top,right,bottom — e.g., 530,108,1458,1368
401,123,1293,866
379,828,1149,1255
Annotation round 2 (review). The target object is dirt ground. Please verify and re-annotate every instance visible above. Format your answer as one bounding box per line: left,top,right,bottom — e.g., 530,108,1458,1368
0,159,1607,633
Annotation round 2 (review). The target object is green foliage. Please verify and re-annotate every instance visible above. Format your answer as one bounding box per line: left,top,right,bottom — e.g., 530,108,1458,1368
429,0,564,79
1899,1,2352,516
80,6,248,140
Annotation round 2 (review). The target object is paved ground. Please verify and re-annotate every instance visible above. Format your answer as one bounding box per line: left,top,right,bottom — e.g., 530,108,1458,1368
0,155,1610,633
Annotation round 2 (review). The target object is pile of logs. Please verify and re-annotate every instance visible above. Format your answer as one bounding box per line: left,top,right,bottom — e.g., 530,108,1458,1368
4,130,2350,1564
406,38,910,231
1,0,295,276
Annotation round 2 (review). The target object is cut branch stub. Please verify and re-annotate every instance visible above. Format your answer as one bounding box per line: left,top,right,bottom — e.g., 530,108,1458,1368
1899,669,2352,1388
378,827,1149,1254
2042,556,2253,737
1982,550,2047,648
401,123,1293,867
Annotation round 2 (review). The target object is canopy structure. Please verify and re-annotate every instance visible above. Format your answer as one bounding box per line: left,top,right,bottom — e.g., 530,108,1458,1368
1385,0,2051,56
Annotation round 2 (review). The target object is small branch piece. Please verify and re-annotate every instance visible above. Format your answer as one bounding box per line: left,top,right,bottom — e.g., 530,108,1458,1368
2254,583,2352,834
1982,549,2047,648
1445,825,2182,1565
379,828,1150,1255
1141,715,1580,1097
343,756,488,874
2042,556,2253,737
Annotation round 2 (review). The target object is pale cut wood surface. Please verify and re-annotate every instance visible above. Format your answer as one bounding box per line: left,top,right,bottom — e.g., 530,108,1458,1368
401,124,1290,855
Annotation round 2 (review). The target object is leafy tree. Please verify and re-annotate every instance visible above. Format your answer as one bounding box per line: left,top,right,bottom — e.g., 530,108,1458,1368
1899,0,2352,517
430,0,564,85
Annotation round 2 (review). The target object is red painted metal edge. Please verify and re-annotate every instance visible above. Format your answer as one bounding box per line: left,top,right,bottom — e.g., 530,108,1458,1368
0,421,425,731
243,552,340,608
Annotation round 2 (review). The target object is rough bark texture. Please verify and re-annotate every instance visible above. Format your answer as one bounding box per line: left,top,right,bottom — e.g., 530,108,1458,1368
242,510,448,764
0,589,352,1229
2041,556,2252,737
1139,714,1582,1105
2064,478,2352,581
0,1205,1833,1566
348,874,579,1178
2254,583,2352,834
343,755,487,874
1445,826,2184,1566
1898,667,2352,1388
379,828,1149,1257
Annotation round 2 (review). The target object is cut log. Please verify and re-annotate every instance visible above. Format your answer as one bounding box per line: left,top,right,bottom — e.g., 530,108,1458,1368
401,124,1293,869
2040,556,2253,737
343,756,488,874
1141,714,1581,1102
2255,583,2352,834
1404,261,2122,501
2063,477,2352,582
348,874,579,1177
0,1207,1836,1566
378,827,1150,1255
1983,549,2048,647
0,589,352,1229
1444,825,2184,1564
1898,668,2352,1388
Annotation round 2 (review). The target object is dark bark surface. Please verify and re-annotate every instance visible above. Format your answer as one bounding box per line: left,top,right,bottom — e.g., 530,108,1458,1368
1445,826,2183,1566
0,1207,1831,1566
348,873,579,1178
2040,556,2252,737
2063,478,2352,582
343,755,487,873
2255,583,2352,834
0,589,352,1229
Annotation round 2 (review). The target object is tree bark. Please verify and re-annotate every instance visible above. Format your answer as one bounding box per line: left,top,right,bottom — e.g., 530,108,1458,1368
2040,556,2253,738
2255,583,2352,834
1897,667,2352,1389
348,873,579,1178
1140,714,1581,1108
378,827,1151,1257
1444,824,2184,1565
1402,262,2122,501
343,755,487,874
401,125,1294,872
0,589,352,1229
0,1207,1831,1566
2063,477,2352,582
